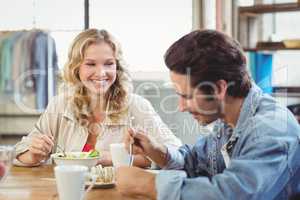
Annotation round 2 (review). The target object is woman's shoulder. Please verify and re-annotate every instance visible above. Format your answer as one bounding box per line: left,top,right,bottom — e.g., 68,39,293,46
45,93,72,114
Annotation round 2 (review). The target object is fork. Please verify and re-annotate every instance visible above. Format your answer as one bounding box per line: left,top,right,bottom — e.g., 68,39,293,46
129,142,133,166
56,144,67,157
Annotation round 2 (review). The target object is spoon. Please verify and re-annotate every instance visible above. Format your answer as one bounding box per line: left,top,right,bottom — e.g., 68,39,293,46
128,116,135,166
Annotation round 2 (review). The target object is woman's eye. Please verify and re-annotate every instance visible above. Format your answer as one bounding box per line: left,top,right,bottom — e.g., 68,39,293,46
104,63,116,67
86,63,95,66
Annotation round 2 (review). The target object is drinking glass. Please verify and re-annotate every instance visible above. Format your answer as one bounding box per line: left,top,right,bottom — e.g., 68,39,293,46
0,145,15,183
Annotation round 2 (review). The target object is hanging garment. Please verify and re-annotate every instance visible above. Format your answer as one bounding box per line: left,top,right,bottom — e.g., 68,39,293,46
32,31,58,110
0,30,59,110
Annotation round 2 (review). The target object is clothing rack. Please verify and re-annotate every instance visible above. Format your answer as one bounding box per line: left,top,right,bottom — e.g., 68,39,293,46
0,29,58,112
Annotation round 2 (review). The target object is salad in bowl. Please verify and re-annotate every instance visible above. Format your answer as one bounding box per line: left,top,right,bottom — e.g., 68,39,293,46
51,150,100,168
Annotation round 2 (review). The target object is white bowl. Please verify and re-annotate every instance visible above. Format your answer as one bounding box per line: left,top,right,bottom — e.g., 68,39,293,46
51,152,100,168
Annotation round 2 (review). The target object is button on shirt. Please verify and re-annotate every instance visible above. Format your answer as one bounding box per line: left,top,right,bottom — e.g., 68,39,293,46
156,84,300,200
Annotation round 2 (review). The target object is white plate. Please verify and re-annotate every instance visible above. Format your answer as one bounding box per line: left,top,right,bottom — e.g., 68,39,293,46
85,181,115,189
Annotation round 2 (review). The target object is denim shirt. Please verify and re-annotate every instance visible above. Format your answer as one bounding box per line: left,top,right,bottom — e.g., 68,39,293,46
155,84,300,200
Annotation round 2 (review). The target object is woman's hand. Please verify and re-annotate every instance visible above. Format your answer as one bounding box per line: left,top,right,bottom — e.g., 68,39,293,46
17,134,54,165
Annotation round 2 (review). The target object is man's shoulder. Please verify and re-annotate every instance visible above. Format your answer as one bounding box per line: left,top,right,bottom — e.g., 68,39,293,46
243,98,300,141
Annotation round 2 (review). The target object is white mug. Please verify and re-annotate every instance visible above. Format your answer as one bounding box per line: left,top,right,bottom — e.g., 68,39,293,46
54,165,95,200
110,143,131,167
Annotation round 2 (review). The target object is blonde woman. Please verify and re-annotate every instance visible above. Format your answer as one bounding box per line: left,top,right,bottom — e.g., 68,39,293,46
15,29,181,167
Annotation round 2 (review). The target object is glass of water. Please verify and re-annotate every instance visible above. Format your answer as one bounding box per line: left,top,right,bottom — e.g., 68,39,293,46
0,146,14,183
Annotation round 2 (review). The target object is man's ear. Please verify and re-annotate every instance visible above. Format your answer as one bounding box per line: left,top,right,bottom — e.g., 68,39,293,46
215,80,227,100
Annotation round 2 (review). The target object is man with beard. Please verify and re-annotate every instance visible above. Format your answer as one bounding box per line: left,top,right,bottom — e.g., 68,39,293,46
115,30,300,200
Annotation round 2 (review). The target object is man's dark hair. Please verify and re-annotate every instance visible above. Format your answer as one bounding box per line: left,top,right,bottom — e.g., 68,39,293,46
164,29,251,98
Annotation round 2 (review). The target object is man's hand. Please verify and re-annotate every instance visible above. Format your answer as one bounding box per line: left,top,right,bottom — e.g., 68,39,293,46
124,128,156,155
116,166,157,200
124,128,168,168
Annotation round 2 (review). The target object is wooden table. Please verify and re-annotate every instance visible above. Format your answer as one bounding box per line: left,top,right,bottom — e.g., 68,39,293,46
0,165,138,200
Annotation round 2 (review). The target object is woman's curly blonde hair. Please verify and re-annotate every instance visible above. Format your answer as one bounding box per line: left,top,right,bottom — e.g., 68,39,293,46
63,29,130,126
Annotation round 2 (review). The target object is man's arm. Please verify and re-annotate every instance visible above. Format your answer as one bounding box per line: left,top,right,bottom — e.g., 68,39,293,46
118,135,297,200
155,137,293,200
125,128,210,176
116,166,157,200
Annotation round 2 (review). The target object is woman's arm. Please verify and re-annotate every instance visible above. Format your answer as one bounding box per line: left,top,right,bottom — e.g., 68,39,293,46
16,134,54,165
17,150,46,166
15,96,60,166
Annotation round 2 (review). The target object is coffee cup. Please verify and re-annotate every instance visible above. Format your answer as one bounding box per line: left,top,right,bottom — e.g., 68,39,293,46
54,165,95,200
109,143,131,167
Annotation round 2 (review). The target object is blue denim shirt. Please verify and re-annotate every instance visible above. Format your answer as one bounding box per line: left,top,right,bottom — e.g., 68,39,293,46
155,84,300,200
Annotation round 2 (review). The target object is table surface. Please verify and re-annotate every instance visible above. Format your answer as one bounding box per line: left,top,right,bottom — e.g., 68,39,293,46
0,165,145,200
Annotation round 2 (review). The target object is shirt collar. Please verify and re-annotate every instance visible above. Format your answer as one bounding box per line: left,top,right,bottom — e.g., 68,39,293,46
62,98,129,126
234,83,262,136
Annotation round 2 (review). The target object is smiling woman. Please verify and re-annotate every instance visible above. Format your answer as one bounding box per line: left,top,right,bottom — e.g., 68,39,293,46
80,50,115,92
79,43,117,94
63,29,128,125
14,29,182,168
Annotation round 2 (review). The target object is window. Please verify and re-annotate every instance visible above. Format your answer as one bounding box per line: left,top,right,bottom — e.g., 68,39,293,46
0,0,192,77
34,0,84,70
0,0,33,30
89,0,193,74
261,0,300,86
